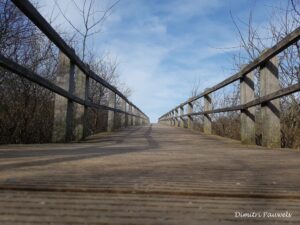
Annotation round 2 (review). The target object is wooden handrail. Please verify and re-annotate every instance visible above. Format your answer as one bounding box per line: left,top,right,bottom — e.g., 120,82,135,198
159,26,300,119
0,54,144,119
11,0,148,120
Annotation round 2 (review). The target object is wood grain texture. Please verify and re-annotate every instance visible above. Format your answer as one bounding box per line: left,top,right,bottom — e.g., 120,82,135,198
0,124,299,224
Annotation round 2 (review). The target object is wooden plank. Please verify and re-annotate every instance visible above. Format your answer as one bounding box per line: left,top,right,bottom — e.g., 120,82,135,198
0,124,300,224
1,190,299,225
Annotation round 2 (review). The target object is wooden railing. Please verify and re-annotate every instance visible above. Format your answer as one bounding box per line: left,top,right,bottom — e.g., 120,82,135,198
159,26,300,148
0,0,149,142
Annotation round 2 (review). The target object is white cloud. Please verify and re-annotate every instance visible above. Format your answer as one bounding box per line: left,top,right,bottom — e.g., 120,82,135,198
159,0,223,19
30,0,277,122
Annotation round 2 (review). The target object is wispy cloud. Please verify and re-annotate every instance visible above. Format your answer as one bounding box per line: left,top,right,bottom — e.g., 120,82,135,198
34,0,284,122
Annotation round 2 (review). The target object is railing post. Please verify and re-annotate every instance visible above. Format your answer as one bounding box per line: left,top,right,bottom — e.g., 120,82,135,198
240,65,255,144
125,103,128,127
135,110,139,126
259,54,281,148
128,104,131,126
121,98,126,128
132,107,136,126
83,70,90,139
130,105,134,126
204,92,212,134
180,106,184,128
73,67,85,141
172,110,175,126
175,109,179,127
166,114,169,125
140,113,143,126
187,102,193,129
137,111,141,125
141,115,144,125
107,91,116,132
52,51,72,142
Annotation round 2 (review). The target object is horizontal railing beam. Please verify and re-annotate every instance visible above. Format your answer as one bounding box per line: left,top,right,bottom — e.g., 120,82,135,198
0,54,146,119
11,0,148,120
159,82,300,121
159,26,300,119
244,82,300,109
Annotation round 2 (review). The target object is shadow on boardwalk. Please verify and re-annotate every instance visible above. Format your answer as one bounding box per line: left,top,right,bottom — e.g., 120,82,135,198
0,124,299,224
0,125,159,171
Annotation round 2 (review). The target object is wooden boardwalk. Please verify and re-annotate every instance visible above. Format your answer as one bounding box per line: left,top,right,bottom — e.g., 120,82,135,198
0,124,300,224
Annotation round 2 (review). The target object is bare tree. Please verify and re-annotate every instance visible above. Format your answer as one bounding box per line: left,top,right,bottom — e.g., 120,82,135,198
55,0,120,61
188,1,300,147
0,0,59,143
227,1,300,147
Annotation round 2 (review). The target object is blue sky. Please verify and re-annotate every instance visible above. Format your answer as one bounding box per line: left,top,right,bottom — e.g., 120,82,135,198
36,0,286,122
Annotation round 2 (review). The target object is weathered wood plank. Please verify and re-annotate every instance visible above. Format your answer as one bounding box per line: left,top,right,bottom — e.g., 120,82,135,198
0,124,299,224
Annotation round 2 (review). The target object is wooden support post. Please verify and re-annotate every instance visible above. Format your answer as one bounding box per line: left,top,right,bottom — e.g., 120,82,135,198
125,103,128,127
65,62,75,142
166,113,169,126
83,72,90,139
240,65,255,144
187,102,193,129
259,55,281,148
140,113,143,126
136,111,140,125
172,110,175,126
135,110,138,126
141,116,144,125
73,67,85,141
132,107,136,126
52,51,71,142
135,111,138,126
175,109,179,127
139,112,142,125
121,98,126,128
180,106,184,128
129,105,133,126
204,93,212,134
107,91,116,132
127,105,131,126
